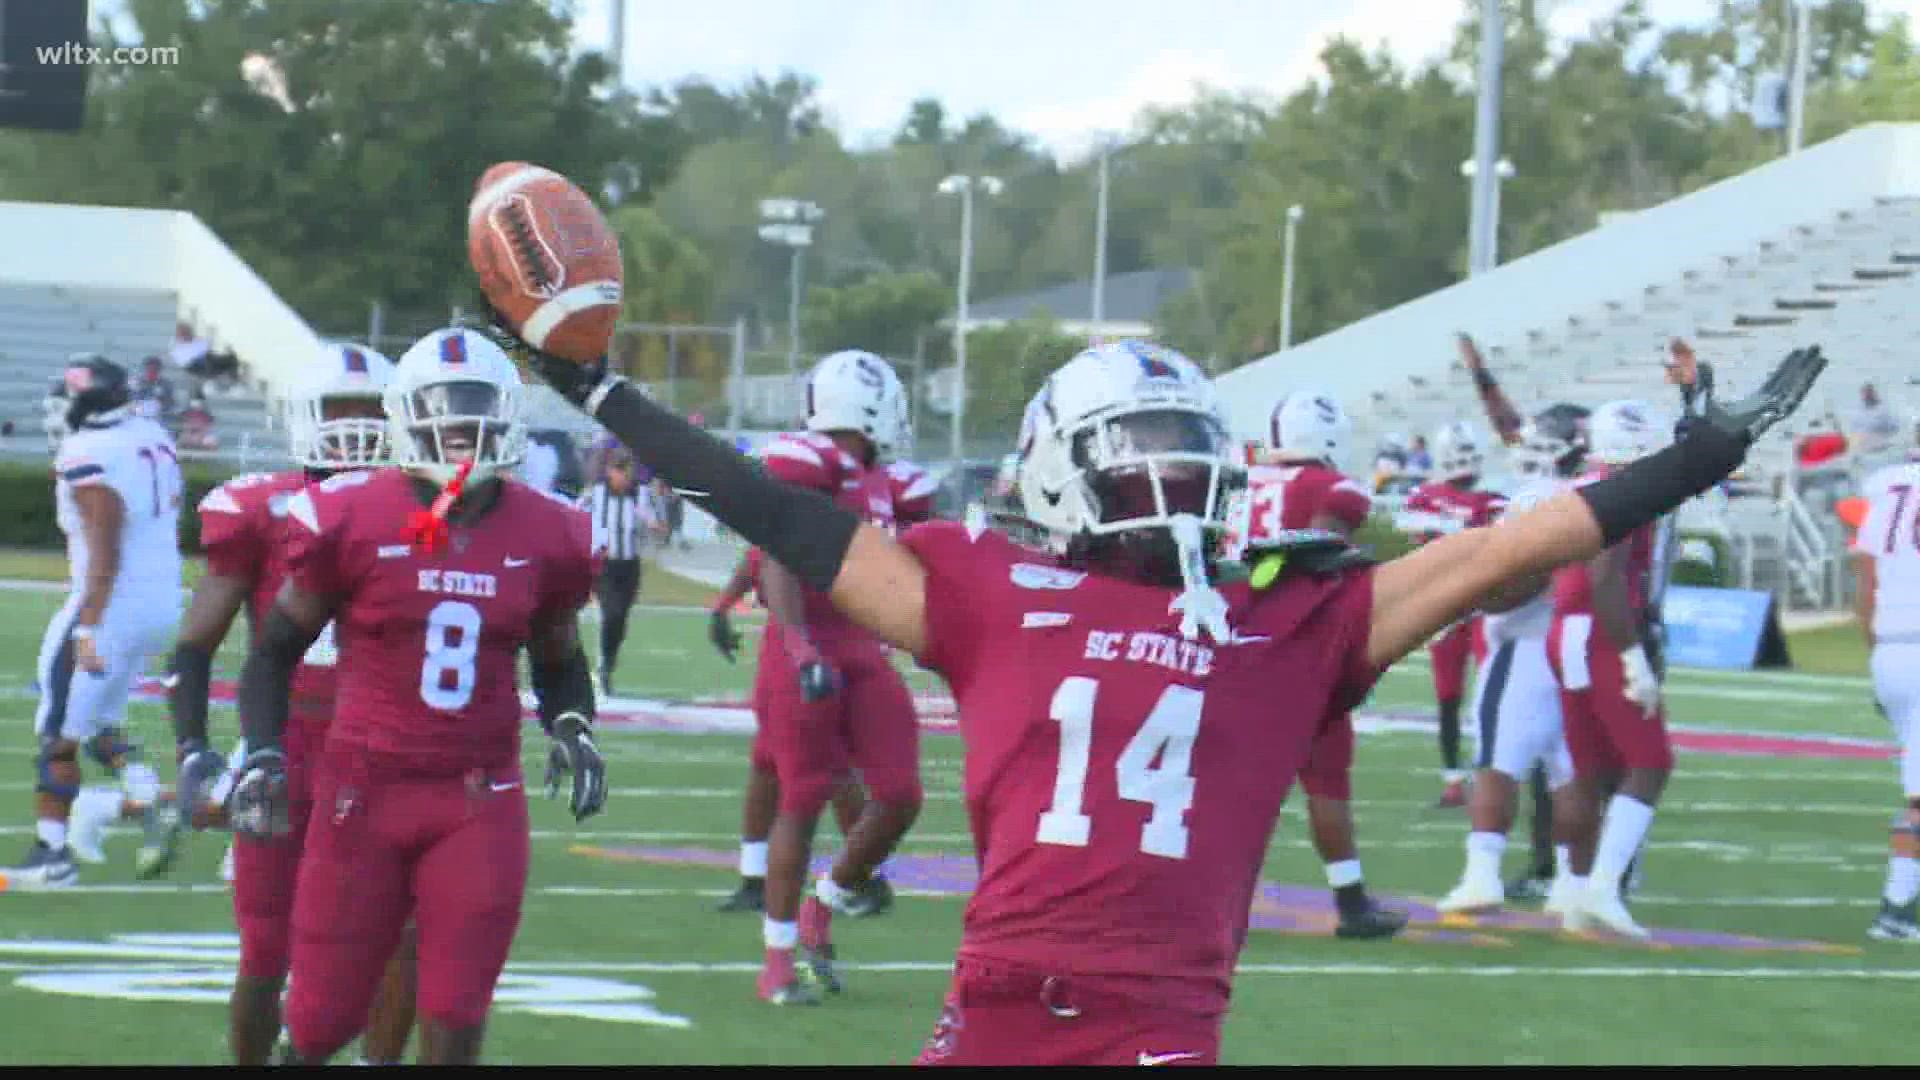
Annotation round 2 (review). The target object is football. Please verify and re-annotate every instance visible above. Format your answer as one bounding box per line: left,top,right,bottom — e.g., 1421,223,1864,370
467,161,623,364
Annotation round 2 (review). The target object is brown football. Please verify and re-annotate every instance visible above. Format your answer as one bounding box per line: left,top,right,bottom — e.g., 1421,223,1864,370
467,161,623,364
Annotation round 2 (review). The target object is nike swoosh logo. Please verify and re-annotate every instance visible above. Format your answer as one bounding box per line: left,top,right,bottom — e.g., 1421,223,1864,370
1039,485,1063,507
489,781,523,792
1138,1051,1202,1066
504,557,531,567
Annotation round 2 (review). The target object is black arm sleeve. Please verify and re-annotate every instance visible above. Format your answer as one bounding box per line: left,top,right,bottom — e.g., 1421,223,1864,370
237,608,318,752
530,645,596,735
1575,421,1747,548
168,642,214,748
592,380,860,592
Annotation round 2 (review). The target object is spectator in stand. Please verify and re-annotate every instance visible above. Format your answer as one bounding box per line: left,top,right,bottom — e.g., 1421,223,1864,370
132,356,177,424
1407,434,1434,474
176,393,219,451
168,322,212,396
1795,414,1850,471
1849,382,1902,456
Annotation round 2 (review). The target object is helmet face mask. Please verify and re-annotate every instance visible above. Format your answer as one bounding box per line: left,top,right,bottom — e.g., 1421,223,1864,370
1513,403,1590,478
385,330,526,485
289,344,396,470
62,354,132,433
1432,420,1486,483
1016,341,1241,562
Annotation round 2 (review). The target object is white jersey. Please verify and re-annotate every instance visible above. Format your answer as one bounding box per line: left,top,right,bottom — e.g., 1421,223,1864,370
1480,475,1565,645
1856,461,1920,642
53,416,184,605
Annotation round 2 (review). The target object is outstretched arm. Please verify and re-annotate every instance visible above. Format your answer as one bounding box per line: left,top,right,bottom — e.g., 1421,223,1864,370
1459,333,1525,446
1367,346,1825,670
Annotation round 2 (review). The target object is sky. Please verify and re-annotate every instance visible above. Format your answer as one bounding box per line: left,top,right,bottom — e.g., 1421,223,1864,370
570,0,1920,160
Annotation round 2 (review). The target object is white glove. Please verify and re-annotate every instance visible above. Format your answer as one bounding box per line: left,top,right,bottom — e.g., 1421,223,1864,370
1618,644,1661,717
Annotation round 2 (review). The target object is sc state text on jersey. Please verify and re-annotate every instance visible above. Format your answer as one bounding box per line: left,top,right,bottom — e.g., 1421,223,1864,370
417,568,499,599
1082,629,1215,678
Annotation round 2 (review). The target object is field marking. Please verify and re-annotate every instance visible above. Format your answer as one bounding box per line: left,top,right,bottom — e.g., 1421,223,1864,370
5,881,1884,909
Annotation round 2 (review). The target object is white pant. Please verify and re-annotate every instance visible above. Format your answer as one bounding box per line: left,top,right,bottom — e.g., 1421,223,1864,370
1872,643,1920,798
1469,636,1572,787
35,591,178,743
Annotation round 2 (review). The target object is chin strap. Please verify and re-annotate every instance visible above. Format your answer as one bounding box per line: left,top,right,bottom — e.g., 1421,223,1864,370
1165,514,1233,645
404,459,476,554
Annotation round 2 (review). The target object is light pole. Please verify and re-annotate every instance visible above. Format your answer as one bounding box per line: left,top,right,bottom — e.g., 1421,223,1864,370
757,198,824,418
1460,157,1515,269
1279,204,1304,351
1091,137,1117,335
1466,0,1505,277
938,174,1003,465
1788,0,1817,155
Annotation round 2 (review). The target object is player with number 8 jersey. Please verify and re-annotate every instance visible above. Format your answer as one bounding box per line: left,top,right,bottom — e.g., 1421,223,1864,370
234,328,601,1066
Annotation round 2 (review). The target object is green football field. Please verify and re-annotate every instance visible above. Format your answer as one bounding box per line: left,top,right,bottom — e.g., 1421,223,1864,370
0,552,1913,1065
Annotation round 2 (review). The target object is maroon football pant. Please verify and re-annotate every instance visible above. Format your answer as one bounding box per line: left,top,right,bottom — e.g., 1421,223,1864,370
752,640,921,816
232,711,327,980
283,752,529,1061
915,958,1224,1066
1428,619,1479,702
1548,615,1674,775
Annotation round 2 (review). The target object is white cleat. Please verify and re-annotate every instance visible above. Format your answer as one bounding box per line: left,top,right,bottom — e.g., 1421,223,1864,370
1542,874,1579,917
67,788,123,865
1437,874,1506,915
1564,886,1649,939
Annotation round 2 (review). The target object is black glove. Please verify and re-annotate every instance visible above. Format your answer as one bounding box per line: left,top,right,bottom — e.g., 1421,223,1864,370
1683,347,1824,445
228,747,290,842
544,712,608,822
173,739,225,828
474,294,622,409
798,659,840,703
708,609,742,664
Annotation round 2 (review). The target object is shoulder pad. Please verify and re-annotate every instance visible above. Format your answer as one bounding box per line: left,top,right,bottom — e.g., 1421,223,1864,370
317,469,376,493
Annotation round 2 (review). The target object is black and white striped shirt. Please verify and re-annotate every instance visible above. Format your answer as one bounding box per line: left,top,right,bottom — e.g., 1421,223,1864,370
579,483,654,562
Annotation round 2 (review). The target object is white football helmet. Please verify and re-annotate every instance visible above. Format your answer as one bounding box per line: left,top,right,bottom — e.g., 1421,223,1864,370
385,327,527,485
805,350,907,457
1588,399,1669,466
1269,389,1351,466
287,343,395,470
1017,340,1238,550
1511,403,1590,478
1432,420,1487,481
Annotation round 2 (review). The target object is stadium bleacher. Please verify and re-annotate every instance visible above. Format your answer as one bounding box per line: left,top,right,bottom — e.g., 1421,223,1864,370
0,282,284,464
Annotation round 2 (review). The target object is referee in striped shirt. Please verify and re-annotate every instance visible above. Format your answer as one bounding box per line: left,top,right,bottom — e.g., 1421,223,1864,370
580,447,661,694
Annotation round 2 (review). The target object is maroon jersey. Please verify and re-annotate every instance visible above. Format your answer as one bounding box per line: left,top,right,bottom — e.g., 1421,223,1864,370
1397,480,1505,544
900,520,1380,1009
283,468,595,774
1247,463,1371,534
758,432,900,645
1552,467,1657,618
887,460,939,526
198,469,341,715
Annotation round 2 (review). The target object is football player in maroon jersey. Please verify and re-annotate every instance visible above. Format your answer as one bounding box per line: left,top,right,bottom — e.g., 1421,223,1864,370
1546,399,1680,939
1396,420,1508,807
509,319,1820,1064
1229,389,1404,939
164,343,421,1065
227,328,605,1065
746,351,925,1004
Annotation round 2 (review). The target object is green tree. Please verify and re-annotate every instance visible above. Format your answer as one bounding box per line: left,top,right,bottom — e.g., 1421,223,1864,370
800,270,950,357
8,0,643,331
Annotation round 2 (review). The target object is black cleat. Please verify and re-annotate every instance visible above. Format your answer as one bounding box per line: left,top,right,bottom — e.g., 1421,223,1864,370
1335,900,1409,940
715,877,765,913
1504,873,1553,904
1868,898,1920,942
840,873,895,919
800,941,844,994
